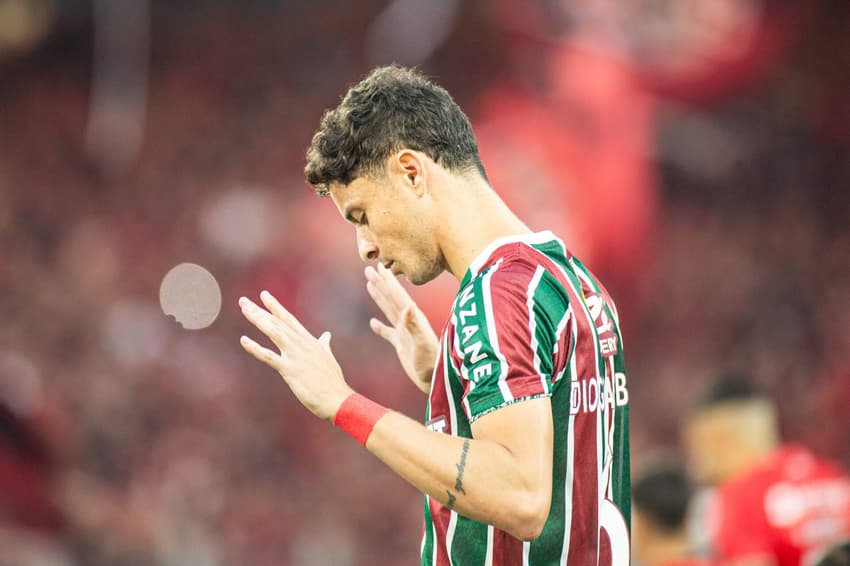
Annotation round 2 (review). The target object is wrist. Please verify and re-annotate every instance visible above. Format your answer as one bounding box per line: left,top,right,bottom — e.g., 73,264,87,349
332,393,389,446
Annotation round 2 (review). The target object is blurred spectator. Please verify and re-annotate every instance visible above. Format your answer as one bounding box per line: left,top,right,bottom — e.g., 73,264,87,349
814,541,850,566
632,462,712,566
684,375,850,566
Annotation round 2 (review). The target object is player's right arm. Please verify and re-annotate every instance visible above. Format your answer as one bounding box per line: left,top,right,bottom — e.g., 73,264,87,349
238,290,552,541
364,395,553,541
365,263,439,394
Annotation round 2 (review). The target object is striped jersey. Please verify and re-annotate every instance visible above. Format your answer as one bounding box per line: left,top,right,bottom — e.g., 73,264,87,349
421,231,631,566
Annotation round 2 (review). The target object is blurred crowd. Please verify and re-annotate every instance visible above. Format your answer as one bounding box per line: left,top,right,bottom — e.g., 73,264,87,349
0,0,848,564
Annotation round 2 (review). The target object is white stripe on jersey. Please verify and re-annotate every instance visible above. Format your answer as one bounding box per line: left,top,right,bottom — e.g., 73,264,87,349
481,259,512,403
421,507,428,560
442,337,459,441
484,524,494,566
445,512,457,566
450,313,474,419
441,337,459,565
523,540,531,566
525,265,549,395
559,314,580,566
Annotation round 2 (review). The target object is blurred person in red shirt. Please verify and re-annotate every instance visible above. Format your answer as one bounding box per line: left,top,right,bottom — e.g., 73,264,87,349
684,375,850,566
632,462,714,566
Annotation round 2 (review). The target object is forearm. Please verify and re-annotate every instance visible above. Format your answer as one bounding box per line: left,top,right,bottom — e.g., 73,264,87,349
363,410,547,540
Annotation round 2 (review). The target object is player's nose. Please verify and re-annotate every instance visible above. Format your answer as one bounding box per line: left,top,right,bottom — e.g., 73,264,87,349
357,231,379,263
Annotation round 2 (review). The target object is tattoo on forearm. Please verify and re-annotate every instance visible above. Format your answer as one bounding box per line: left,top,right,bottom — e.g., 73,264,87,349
454,439,470,495
445,439,470,509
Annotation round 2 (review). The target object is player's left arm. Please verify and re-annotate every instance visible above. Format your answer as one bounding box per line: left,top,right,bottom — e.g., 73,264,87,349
239,291,553,541
365,394,553,541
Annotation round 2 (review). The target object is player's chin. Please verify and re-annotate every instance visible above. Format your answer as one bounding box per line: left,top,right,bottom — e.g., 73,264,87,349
407,265,442,286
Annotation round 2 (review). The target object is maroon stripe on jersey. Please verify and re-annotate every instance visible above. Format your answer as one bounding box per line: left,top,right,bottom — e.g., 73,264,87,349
427,495,453,566
493,529,525,564
428,333,455,437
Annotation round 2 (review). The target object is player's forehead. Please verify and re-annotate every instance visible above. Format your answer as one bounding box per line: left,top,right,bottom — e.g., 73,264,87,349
328,177,381,216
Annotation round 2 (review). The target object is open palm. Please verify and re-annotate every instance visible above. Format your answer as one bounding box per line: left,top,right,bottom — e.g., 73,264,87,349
365,264,439,394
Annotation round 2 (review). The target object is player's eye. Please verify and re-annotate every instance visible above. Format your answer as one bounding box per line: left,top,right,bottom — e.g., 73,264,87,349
359,213,368,226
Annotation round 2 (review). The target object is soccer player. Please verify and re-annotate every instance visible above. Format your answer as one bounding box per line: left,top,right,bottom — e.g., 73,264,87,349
684,375,850,566
239,65,631,564
632,463,713,566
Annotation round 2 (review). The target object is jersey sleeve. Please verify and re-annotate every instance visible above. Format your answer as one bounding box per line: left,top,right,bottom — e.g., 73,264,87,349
452,258,566,422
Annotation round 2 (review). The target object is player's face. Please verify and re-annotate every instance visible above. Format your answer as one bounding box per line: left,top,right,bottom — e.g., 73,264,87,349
329,173,444,285
684,408,734,486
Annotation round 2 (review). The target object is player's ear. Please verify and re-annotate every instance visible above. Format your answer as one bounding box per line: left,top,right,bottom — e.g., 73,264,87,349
393,150,426,196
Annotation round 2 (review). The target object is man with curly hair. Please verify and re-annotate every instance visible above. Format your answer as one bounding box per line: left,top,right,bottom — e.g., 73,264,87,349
239,65,631,565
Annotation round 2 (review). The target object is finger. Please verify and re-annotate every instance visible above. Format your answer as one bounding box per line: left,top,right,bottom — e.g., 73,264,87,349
402,304,438,342
240,335,284,370
374,264,418,315
369,317,397,345
318,331,332,353
400,305,418,334
366,280,403,326
259,290,308,335
239,297,297,348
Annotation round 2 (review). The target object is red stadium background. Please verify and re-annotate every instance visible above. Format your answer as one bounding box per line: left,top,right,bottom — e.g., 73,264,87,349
0,0,848,563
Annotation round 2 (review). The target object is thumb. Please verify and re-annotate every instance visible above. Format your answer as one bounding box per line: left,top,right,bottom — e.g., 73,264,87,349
318,331,333,352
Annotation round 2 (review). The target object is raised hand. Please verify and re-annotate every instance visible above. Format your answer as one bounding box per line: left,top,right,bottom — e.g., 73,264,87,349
239,291,353,421
365,264,439,394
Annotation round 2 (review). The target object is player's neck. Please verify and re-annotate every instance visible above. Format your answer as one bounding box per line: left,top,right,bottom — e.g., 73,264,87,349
436,177,532,281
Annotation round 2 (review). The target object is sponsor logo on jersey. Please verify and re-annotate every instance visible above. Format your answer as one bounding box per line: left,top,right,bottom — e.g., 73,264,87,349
586,294,619,356
426,415,448,434
456,284,491,382
569,372,629,415
764,478,850,538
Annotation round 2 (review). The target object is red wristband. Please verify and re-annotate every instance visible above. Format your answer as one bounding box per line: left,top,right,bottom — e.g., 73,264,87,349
333,393,389,446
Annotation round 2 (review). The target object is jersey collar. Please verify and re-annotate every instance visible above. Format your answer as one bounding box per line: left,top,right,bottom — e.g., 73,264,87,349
460,230,557,287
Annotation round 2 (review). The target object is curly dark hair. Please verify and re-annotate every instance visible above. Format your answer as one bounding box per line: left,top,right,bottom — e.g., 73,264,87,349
305,65,487,196
632,463,693,532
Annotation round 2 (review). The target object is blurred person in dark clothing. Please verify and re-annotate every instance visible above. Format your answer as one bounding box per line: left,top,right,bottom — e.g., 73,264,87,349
684,375,850,566
632,462,713,566
813,541,850,566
